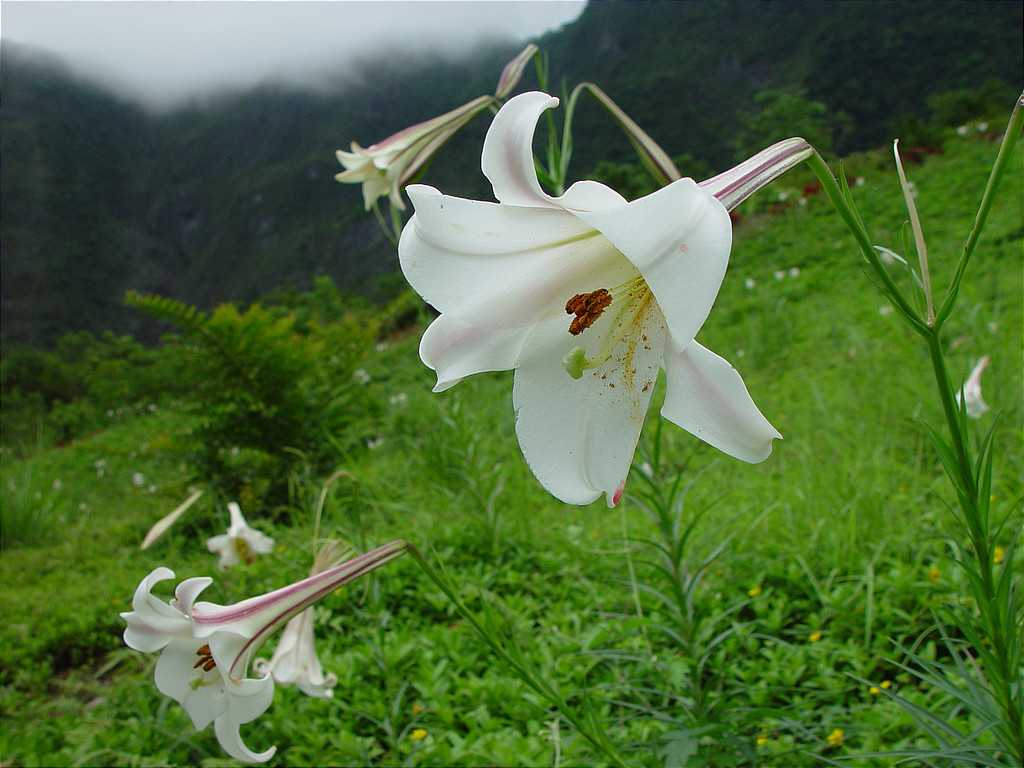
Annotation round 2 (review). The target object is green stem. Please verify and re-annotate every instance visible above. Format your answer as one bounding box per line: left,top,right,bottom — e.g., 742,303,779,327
925,332,976,501
936,91,1024,327
408,545,631,768
805,151,930,337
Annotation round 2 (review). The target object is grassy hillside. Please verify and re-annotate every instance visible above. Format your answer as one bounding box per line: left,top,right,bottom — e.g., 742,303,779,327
1,131,1020,765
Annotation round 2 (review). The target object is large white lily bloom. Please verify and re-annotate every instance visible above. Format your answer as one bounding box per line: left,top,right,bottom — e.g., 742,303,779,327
122,541,407,763
399,92,812,507
207,502,274,570
957,355,990,418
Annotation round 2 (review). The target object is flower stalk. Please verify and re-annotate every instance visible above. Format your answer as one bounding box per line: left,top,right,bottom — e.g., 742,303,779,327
809,92,1024,762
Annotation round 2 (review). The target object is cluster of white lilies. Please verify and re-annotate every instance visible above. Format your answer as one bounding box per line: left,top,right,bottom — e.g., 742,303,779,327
123,44,996,763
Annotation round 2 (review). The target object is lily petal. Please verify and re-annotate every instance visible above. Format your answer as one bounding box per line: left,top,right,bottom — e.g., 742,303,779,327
400,184,606,316
420,314,530,392
513,302,668,506
154,637,227,730
662,340,781,462
122,611,174,653
130,567,192,635
214,706,277,764
575,178,732,348
481,91,562,208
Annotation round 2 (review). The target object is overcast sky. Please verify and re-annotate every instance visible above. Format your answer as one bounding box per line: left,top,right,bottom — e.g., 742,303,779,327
2,1,584,109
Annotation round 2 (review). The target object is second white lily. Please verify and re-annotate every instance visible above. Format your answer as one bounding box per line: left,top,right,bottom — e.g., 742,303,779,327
399,91,812,506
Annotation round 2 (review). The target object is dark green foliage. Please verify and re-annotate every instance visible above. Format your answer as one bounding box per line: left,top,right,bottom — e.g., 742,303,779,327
125,284,380,506
0,331,180,449
732,89,848,161
2,1,1020,346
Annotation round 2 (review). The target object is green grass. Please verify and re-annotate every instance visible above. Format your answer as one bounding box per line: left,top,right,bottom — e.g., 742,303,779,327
0,131,1021,766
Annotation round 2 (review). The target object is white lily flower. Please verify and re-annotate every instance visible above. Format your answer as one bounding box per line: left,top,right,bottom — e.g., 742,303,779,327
336,95,494,211
253,543,345,699
122,541,407,763
207,502,274,570
957,356,991,418
398,91,810,506
254,607,337,699
335,46,539,212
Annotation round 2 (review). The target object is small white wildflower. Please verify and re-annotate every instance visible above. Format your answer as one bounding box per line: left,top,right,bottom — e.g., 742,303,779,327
774,270,786,281
375,342,389,353
389,392,409,407
854,176,865,187
777,191,789,202
639,462,654,478
798,197,808,207
95,459,107,478
977,121,989,132
52,478,63,491
106,409,115,418
879,305,894,317
367,437,384,450
736,349,746,358
788,267,800,278
148,485,157,494
353,368,371,385
566,524,583,542
78,502,89,512
956,125,969,136
230,446,240,458
148,403,158,413
132,472,146,488
744,277,757,290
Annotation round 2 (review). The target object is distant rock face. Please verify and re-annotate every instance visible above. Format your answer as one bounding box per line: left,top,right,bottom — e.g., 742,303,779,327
2,0,1022,346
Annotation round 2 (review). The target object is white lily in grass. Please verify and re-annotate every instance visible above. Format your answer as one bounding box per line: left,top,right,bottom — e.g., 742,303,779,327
399,91,811,506
336,44,539,212
957,355,991,418
253,542,348,699
122,541,407,763
207,502,274,570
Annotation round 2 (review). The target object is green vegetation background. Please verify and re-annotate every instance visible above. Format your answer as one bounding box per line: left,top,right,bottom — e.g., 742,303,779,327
1,128,1021,764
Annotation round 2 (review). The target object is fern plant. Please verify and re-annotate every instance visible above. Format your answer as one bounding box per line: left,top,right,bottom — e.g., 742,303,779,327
126,290,378,507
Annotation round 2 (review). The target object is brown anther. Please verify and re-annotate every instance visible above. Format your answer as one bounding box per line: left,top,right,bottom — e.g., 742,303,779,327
565,289,613,335
202,658,217,672
196,644,211,656
193,657,208,669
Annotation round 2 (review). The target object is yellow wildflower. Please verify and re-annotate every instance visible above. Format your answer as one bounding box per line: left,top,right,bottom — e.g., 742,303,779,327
880,680,892,689
994,546,1005,565
808,629,822,643
748,584,763,598
869,686,881,696
756,734,769,747
827,728,844,747
928,565,941,583
410,728,428,742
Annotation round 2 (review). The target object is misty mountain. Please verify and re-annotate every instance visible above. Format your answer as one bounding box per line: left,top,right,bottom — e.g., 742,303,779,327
2,0,1021,345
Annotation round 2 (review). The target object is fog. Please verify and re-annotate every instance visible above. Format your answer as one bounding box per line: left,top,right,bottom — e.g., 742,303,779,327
2,1,584,109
